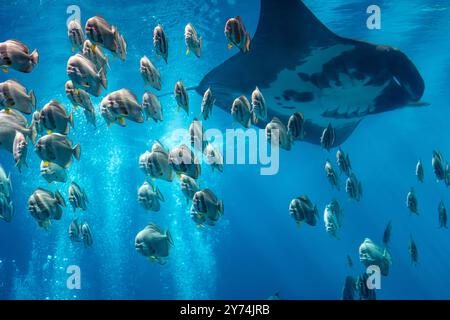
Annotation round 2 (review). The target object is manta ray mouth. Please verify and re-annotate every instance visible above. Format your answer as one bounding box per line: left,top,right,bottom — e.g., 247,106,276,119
386,48,425,102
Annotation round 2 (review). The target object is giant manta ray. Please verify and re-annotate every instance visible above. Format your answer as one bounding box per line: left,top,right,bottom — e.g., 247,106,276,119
196,0,425,145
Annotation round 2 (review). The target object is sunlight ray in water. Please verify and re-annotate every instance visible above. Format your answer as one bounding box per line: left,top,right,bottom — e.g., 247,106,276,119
167,194,217,299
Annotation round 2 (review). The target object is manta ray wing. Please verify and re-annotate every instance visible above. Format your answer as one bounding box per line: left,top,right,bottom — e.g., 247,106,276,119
197,0,425,145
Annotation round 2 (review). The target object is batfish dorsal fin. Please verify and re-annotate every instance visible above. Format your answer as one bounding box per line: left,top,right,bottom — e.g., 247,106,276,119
7,39,29,53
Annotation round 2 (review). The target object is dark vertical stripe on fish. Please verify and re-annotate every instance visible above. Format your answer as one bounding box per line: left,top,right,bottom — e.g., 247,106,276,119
34,193,50,217
47,109,56,130
2,82,13,106
199,193,207,213
238,103,244,121
0,44,11,65
160,30,167,55
181,88,187,106
292,118,299,137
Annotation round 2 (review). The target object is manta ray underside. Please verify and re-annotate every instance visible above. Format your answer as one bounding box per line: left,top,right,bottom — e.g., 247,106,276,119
197,0,425,145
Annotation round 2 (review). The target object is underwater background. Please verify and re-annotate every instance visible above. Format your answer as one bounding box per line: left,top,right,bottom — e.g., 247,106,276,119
1,0,450,300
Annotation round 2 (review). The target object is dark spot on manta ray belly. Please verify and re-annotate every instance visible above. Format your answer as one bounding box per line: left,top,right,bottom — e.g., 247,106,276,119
283,90,314,103
275,96,281,101
282,106,296,110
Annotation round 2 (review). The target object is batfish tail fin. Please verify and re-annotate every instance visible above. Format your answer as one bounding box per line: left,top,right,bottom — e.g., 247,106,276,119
73,143,81,160
166,230,174,246
155,186,165,202
30,49,39,65
55,190,66,207
28,122,37,144
68,111,74,128
98,68,107,89
217,200,224,215
29,90,36,108
245,32,251,52
8,173,13,192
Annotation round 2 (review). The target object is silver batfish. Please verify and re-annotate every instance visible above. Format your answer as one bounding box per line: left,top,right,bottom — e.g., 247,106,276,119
0,39,39,73
142,91,163,123
28,188,66,229
140,55,161,90
100,89,144,125
135,223,173,264
40,160,68,184
35,133,81,169
137,181,165,212
35,100,73,135
68,20,85,52
85,16,127,60
0,79,36,114
67,53,107,97
68,181,89,212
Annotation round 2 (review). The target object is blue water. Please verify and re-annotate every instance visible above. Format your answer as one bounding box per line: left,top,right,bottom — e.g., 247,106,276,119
1,0,450,300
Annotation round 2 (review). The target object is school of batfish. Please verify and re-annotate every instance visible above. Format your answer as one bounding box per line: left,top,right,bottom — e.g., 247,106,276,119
0,13,440,299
